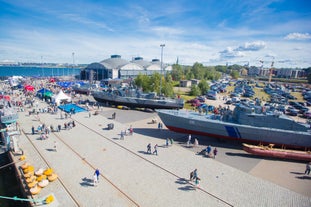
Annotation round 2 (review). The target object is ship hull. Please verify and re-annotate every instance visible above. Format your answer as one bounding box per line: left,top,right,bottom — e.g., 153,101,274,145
92,92,184,109
157,110,311,149
243,144,311,161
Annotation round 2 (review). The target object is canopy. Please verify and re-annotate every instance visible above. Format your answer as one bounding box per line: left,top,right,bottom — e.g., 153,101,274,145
52,90,71,105
24,85,35,91
49,78,55,83
0,95,10,101
43,91,53,98
37,88,52,94
56,81,75,88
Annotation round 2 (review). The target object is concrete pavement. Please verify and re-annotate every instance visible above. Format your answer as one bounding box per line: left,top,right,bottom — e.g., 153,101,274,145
11,100,311,207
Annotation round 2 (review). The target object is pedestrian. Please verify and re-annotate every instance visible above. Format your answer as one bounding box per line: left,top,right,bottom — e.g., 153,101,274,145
54,141,57,152
206,145,212,157
190,171,194,181
169,138,174,145
153,144,158,155
190,169,198,181
94,169,100,181
166,138,169,147
93,174,98,186
31,126,35,135
187,134,191,147
89,111,91,118
57,124,61,132
194,177,201,190
147,143,151,154
305,162,311,175
194,138,199,147
129,126,133,135
213,148,218,159
120,131,124,140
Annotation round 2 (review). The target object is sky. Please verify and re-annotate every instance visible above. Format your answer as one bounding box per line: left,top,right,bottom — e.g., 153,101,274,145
0,0,311,68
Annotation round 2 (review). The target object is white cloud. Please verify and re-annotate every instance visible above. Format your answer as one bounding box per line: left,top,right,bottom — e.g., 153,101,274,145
235,41,266,51
284,33,311,40
219,47,245,58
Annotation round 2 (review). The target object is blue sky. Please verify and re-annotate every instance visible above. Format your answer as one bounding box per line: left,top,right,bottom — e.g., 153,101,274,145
0,0,310,68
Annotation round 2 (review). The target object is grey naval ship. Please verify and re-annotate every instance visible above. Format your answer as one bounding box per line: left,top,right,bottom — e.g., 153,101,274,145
157,103,311,149
92,87,184,109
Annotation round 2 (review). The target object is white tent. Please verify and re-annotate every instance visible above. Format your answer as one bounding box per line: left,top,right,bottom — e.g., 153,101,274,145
52,90,72,105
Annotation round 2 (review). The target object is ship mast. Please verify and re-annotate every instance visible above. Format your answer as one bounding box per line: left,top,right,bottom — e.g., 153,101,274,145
160,44,165,96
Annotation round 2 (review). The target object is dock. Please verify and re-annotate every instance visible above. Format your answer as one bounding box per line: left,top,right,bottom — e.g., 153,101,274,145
10,99,311,207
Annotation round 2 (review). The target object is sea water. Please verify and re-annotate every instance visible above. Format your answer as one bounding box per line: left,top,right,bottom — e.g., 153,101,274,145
0,66,80,78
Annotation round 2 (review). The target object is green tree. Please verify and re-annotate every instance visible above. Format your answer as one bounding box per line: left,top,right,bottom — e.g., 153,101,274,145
230,70,240,79
171,64,184,81
305,67,311,83
215,65,227,73
189,85,201,96
205,66,221,80
134,73,151,91
198,80,209,95
191,62,205,79
150,73,161,94
163,74,174,97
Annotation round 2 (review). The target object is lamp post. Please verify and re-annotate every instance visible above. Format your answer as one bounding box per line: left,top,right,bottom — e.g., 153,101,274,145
160,44,165,96
72,52,75,79
41,56,44,78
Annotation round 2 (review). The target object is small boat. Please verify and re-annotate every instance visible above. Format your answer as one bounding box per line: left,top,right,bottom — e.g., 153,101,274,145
242,143,311,161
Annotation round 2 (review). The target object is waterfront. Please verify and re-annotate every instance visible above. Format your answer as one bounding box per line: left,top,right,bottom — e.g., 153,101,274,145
0,66,80,78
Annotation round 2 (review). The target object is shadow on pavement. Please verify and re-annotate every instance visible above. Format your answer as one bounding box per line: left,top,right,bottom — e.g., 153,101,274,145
225,152,262,159
80,177,94,187
290,171,305,175
295,175,311,180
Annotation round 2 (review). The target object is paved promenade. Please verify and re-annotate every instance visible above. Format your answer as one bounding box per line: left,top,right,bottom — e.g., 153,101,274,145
12,100,311,207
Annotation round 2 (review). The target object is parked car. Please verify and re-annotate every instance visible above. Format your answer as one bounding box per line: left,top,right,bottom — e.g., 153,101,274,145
287,108,298,116
302,111,311,119
225,100,232,105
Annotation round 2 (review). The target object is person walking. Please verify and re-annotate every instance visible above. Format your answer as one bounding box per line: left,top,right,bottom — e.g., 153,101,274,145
93,174,98,186
194,138,199,147
206,145,212,157
169,138,174,145
194,176,201,190
213,148,218,159
153,144,158,155
190,169,198,182
94,169,100,182
305,162,311,175
147,143,151,154
54,141,57,152
120,131,124,140
187,134,191,147
31,126,35,135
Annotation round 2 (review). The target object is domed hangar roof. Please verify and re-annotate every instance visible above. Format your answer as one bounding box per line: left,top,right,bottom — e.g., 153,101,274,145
100,55,129,69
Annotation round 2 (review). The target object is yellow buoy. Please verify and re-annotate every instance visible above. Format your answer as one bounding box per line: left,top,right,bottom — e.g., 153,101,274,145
19,155,26,161
45,195,54,204
48,173,58,182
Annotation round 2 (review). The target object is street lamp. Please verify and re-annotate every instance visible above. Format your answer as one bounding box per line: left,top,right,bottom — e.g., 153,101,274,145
160,44,165,96
72,52,75,79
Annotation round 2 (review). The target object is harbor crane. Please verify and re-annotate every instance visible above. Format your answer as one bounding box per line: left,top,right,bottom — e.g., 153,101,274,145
259,58,274,83
268,58,275,83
